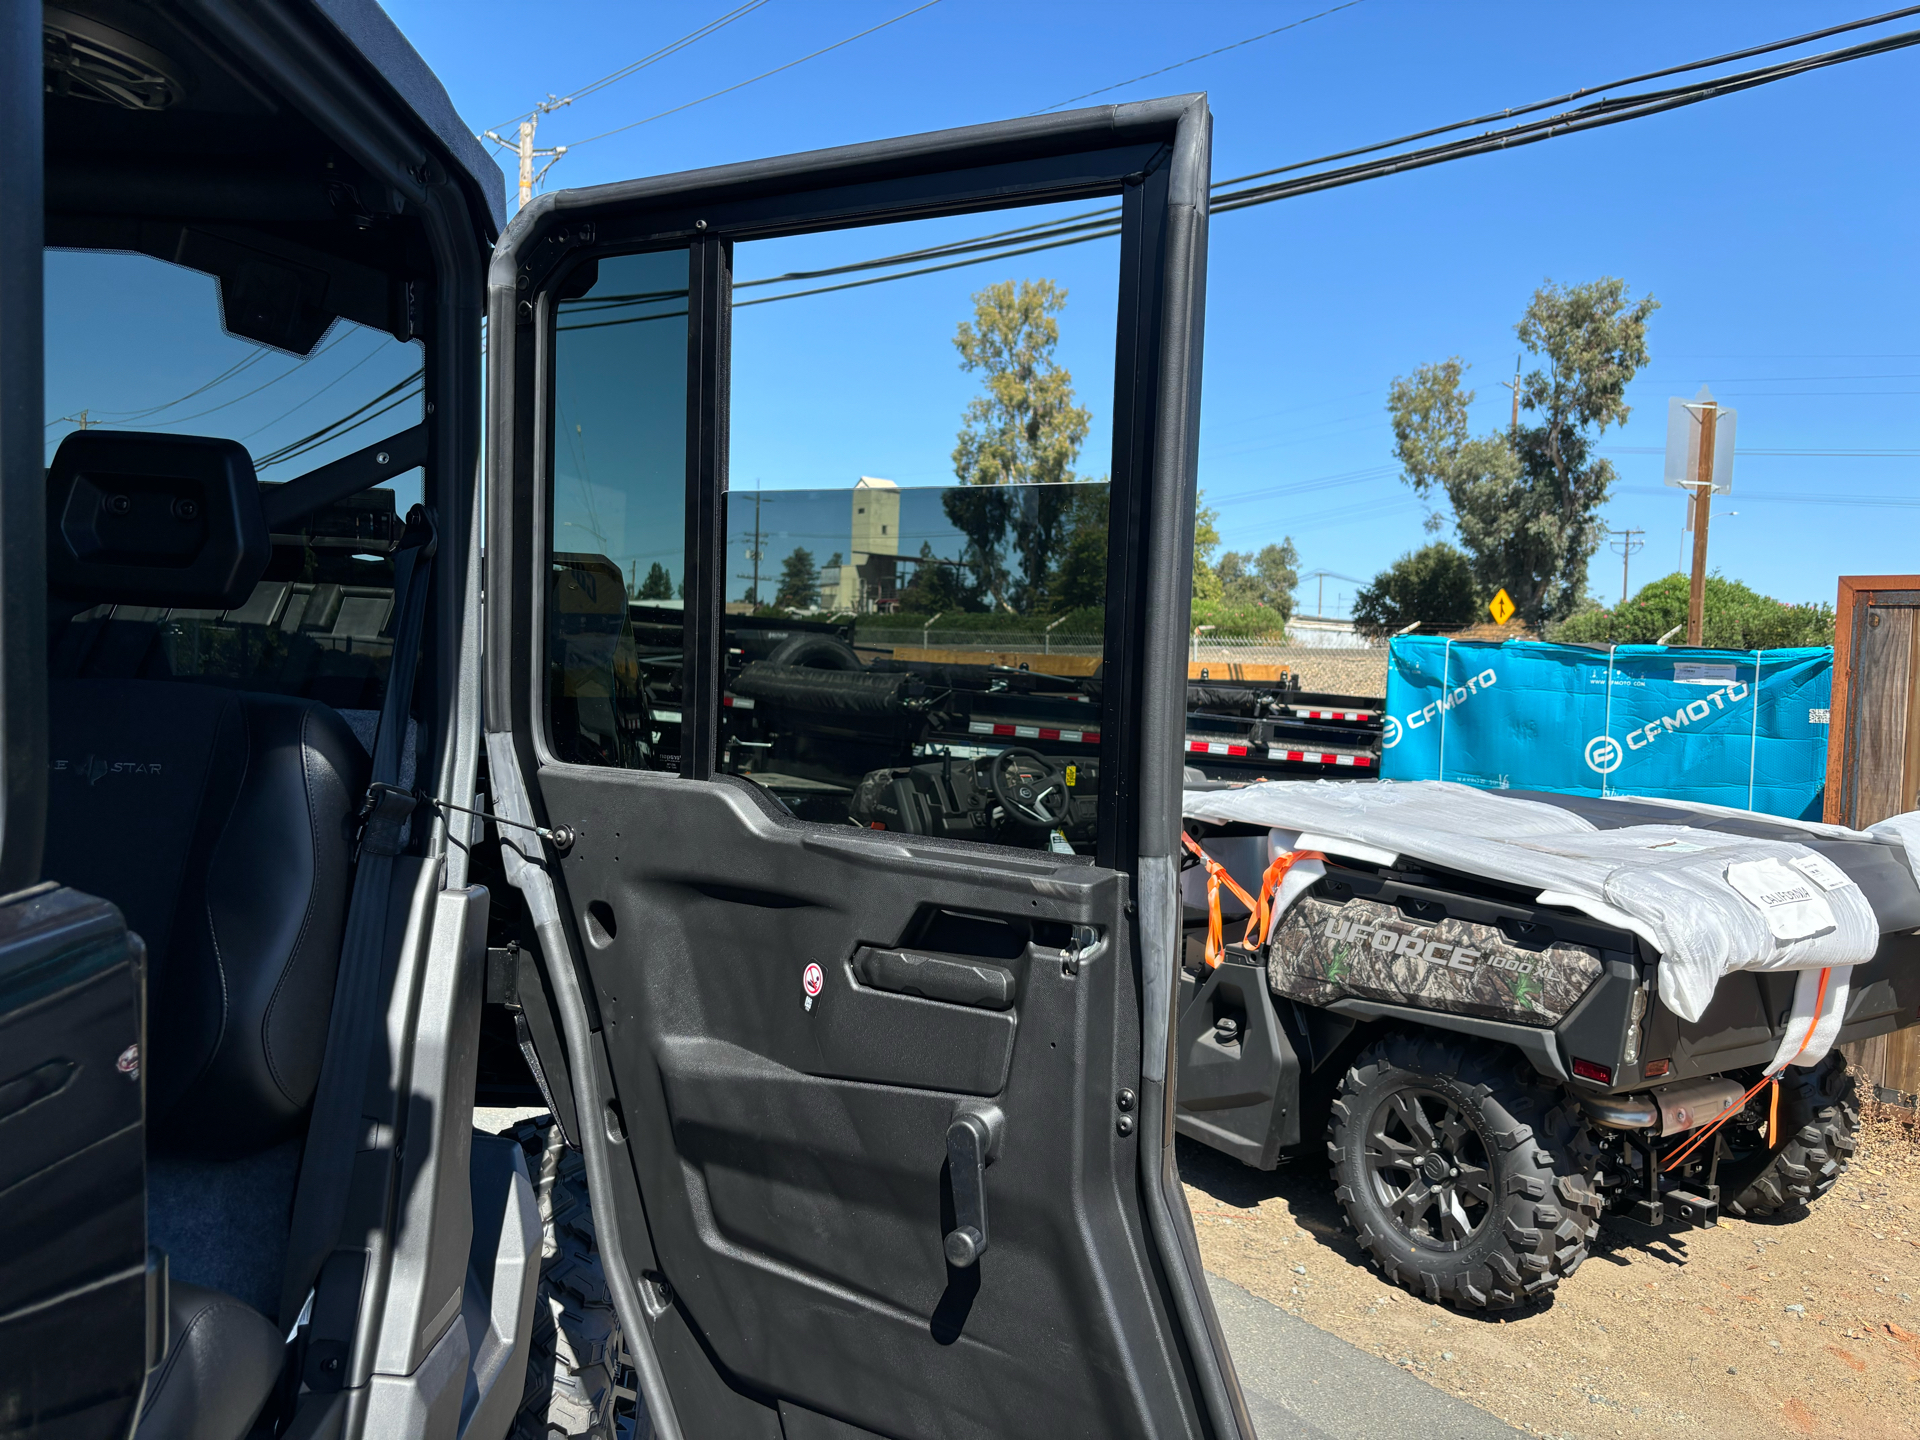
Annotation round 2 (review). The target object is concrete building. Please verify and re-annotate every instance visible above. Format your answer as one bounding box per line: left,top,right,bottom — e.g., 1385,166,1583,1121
822,476,900,613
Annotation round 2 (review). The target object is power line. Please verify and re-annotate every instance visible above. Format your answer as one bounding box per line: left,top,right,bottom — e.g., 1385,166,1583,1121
1210,5,1917,192
481,1,771,135
1029,1,1366,115
51,349,267,426
266,13,1921,470
1608,526,1645,603
483,2,778,203
566,0,945,149
1619,484,1917,507
253,370,423,470
1604,446,1918,456
562,15,1917,318
1208,28,1918,212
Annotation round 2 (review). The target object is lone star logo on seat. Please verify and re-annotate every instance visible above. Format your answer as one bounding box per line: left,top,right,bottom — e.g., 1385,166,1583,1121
51,754,165,784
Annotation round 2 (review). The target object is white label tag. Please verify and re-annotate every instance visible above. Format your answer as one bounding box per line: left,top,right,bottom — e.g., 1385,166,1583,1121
1675,662,1738,685
1725,858,1837,941
1808,707,1830,725
1789,851,1853,892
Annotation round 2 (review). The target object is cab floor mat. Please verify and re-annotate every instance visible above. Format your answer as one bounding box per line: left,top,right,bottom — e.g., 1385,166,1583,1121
148,1136,302,1317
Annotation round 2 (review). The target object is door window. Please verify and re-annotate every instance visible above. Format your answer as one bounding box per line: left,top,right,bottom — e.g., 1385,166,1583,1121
545,248,690,770
721,207,1117,852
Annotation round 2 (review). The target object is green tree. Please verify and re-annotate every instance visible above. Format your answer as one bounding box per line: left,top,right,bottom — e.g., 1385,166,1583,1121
1192,492,1223,604
1552,573,1835,649
1351,542,1478,636
1051,486,1109,613
896,541,975,614
1217,540,1300,622
774,546,819,611
636,561,673,600
1388,277,1658,626
951,278,1092,489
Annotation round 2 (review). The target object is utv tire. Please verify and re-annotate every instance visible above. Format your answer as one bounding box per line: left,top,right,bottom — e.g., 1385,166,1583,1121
1328,1033,1603,1310
507,1117,638,1439
1722,1054,1860,1218
764,633,861,670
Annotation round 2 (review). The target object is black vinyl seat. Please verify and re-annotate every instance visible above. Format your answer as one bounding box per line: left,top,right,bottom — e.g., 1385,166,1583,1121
132,1282,288,1441
45,678,369,1438
43,431,375,1437
46,679,368,1152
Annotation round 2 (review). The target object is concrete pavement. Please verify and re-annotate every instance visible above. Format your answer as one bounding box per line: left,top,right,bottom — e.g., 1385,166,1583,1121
1207,1274,1524,1440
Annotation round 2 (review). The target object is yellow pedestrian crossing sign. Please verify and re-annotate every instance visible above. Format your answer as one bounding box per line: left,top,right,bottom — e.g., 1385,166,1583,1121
1489,589,1516,626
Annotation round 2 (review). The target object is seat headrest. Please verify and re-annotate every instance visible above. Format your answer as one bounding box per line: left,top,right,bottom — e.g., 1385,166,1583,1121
48,430,270,610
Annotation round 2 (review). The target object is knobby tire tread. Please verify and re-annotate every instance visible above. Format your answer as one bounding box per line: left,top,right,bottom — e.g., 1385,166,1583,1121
506,1116,636,1440
1327,1032,1603,1310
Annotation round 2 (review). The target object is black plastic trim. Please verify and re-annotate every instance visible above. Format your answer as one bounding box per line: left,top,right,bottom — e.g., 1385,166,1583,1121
0,1,46,893
1325,996,1573,1082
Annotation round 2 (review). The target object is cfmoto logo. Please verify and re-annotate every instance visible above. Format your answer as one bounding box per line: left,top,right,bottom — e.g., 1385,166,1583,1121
1381,715,1402,749
1585,735,1624,774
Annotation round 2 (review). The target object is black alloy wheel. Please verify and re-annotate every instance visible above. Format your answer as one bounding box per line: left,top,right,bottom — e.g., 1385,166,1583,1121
1329,1032,1604,1309
1363,1086,1494,1248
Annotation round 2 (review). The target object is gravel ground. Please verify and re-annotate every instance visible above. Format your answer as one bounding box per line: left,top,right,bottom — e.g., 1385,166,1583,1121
1184,1108,1920,1440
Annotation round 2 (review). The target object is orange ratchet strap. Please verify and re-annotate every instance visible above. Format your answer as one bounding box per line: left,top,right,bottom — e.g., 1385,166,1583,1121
1249,848,1326,948
1181,834,1325,968
1181,833,1257,968
1665,965,1831,1172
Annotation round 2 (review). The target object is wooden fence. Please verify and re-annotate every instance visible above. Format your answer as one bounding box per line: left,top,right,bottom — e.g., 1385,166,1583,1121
1825,575,1920,1106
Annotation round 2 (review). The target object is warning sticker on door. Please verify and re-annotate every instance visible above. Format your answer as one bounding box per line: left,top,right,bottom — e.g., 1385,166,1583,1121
802,962,825,997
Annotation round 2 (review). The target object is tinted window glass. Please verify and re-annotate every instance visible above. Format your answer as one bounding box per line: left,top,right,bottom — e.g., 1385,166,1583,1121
546,248,690,770
722,207,1118,854
43,249,423,719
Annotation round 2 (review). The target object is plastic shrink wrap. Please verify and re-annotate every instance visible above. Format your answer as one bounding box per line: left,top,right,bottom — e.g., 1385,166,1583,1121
1181,781,1891,1046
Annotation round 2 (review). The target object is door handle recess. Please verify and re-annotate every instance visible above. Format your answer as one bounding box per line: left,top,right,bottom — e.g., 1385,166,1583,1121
943,1106,1003,1268
854,947,1015,1009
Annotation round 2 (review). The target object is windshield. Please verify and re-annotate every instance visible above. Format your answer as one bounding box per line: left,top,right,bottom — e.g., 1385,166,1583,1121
44,248,425,719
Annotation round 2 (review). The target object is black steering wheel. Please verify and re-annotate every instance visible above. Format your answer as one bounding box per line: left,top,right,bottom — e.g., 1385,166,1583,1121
989,747,1071,828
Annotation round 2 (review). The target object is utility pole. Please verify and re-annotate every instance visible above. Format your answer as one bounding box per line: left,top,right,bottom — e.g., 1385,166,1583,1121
1498,354,1521,431
483,94,572,211
1607,526,1645,604
735,489,772,607
1685,404,1719,645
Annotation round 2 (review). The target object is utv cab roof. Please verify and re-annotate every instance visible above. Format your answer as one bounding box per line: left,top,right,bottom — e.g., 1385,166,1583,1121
306,0,506,235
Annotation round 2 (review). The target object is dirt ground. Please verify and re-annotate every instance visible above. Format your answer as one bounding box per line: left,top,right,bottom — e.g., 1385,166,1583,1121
1182,1103,1921,1440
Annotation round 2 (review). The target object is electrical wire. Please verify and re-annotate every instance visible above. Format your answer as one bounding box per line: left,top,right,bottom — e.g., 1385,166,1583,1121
482,0,772,135
50,348,267,426
1210,5,1917,191
275,14,1921,462
1209,29,1919,212
566,0,944,148
563,18,1918,317
1604,447,1918,456
1029,1,1367,115
253,370,424,470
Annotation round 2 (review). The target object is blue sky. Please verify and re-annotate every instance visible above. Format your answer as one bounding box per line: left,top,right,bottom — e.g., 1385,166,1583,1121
50,1,1916,615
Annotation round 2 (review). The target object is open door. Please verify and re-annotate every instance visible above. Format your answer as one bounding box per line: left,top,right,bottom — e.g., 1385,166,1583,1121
483,99,1245,1438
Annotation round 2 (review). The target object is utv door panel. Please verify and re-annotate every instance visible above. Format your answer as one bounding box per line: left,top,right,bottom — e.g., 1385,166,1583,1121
543,768,1172,1432
489,101,1237,1438
0,886,151,1437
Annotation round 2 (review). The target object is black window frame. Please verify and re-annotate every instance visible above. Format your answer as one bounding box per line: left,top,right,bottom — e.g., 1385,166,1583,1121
490,100,1210,873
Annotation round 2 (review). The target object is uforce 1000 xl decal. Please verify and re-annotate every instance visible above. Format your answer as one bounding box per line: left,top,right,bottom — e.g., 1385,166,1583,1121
1266,894,1603,1025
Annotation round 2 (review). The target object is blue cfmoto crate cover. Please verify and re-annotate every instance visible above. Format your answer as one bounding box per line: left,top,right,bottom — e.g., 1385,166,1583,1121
1379,637,1833,819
